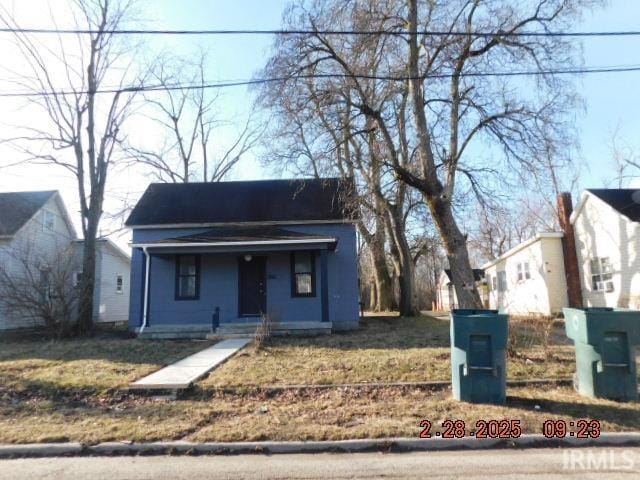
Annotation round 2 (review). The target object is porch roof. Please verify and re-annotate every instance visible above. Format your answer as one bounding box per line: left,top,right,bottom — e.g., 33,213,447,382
131,226,338,252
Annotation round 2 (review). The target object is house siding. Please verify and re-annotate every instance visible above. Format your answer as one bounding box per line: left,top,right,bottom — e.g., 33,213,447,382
0,195,76,330
436,271,455,311
128,223,360,330
485,235,567,316
573,194,640,309
95,242,131,323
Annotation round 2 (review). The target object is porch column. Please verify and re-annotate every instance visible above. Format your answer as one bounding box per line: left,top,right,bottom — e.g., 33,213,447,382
320,249,329,323
141,249,152,329
138,248,146,327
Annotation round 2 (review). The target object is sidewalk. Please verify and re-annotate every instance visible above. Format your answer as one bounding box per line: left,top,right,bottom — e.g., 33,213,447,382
130,338,252,390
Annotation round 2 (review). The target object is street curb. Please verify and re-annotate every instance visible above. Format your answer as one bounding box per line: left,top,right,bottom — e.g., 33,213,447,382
1,434,639,459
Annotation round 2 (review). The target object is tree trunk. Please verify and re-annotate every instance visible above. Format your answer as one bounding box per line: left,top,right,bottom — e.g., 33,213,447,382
77,212,99,334
368,281,377,311
405,0,482,310
386,207,419,316
370,230,394,311
429,197,482,309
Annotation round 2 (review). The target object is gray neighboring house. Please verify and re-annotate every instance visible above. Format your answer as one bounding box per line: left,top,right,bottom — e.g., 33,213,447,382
0,190,130,330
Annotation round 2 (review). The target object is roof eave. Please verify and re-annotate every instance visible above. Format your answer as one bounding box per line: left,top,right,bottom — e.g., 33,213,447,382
125,219,357,229
131,237,338,249
481,232,564,270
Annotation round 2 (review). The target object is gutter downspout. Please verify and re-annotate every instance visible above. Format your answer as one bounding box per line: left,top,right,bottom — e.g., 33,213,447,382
139,247,151,336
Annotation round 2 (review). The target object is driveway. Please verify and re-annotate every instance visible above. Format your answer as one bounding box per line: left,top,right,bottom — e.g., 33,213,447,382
1,448,639,479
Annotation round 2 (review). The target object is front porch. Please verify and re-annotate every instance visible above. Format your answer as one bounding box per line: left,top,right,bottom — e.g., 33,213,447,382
130,226,341,339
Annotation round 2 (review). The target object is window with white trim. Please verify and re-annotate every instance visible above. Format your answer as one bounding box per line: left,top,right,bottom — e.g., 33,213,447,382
516,261,531,282
116,274,124,294
39,267,51,302
42,211,55,232
497,271,507,292
590,257,614,292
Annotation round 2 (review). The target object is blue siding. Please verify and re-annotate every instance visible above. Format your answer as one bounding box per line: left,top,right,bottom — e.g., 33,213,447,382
127,223,360,330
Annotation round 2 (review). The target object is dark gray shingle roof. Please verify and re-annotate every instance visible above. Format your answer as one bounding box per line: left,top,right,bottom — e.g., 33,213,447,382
587,189,640,222
0,191,57,237
444,269,485,283
125,178,356,227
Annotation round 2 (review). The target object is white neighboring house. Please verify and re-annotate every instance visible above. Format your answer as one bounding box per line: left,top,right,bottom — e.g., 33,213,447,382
0,190,130,330
73,239,131,324
571,189,640,309
482,232,568,316
0,191,76,330
436,269,486,311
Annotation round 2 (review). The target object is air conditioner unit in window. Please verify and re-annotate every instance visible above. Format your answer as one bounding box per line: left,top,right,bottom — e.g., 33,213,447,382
595,281,614,293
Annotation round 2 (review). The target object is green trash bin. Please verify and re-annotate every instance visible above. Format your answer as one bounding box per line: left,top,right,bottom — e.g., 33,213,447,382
450,309,509,404
564,307,640,401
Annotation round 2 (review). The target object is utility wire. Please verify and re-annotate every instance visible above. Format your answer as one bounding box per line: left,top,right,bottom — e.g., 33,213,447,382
1,27,640,37
0,65,639,98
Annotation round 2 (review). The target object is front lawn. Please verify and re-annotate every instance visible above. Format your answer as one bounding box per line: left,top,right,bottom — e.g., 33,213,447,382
1,316,638,444
202,314,576,388
2,383,640,443
0,336,213,393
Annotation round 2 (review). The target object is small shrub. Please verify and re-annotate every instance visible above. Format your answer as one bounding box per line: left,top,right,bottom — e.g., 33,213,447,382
254,312,280,350
508,315,555,358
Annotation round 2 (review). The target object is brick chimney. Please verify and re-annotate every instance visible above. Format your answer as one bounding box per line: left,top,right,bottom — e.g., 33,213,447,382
557,192,583,308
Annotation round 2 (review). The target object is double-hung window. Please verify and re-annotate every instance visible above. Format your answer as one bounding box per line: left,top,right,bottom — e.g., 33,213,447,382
116,274,124,294
176,255,200,300
516,262,531,282
497,271,507,292
43,211,55,232
590,257,614,292
291,252,315,297
39,267,51,302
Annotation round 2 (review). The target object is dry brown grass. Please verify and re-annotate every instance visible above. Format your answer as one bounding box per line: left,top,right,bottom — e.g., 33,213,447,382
0,316,638,444
202,315,575,388
1,384,639,444
0,337,213,393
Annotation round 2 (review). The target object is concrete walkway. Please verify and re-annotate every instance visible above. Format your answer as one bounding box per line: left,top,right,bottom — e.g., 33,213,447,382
130,338,251,390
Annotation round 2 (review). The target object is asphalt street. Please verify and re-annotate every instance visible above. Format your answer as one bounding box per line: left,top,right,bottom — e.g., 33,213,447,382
1,447,639,479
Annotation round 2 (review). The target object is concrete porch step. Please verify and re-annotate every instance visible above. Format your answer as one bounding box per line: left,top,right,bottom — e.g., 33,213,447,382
211,321,332,338
135,322,334,340
135,325,213,340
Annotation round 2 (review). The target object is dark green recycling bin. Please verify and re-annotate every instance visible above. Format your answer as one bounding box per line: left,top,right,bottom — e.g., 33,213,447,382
450,309,509,404
564,307,640,401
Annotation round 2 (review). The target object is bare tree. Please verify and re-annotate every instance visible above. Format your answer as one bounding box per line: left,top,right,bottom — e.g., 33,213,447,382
608,128,640,187
129,53,261,183
0,243,79,338
259,27,424,314
0,0,145,333
261,0,593,308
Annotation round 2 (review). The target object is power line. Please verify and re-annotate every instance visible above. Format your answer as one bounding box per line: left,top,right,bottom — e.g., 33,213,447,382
1,27,640,37
1,64,640,98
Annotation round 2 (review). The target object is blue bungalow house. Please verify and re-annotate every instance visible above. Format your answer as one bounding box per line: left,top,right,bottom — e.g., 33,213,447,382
125,178,360,338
